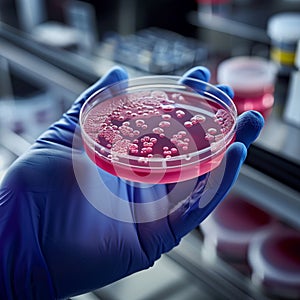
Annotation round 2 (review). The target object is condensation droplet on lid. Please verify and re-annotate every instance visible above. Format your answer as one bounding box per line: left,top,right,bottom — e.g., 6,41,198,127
163,150,172,156
153,127,164,135
161,105,174,112
138,157,148,164
176,110,185,118
205,133,214,141
171,148,178,154
184,121,193,128
146,147,153,153
129,143,138,150
207,127,217,135
162,114,171,120
159,121,171,128
191,114,206,124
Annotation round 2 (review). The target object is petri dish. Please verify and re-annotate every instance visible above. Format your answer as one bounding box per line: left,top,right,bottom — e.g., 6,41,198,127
248,226,300,299
200,195,276,267
80,76,237,184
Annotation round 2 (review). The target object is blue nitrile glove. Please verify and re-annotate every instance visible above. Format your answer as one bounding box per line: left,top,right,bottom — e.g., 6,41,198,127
0,66,264,300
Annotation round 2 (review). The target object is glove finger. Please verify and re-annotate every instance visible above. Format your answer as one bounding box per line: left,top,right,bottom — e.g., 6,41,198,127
235,110,264,148
179,66,210,94
180,67,233,105
216,84,234,99
170,142,247,240
67,66,129,123
181,66,211,82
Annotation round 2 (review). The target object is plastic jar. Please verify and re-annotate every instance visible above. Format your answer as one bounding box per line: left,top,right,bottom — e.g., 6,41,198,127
248,226,300,299
217,56,277,119
267,12,300,75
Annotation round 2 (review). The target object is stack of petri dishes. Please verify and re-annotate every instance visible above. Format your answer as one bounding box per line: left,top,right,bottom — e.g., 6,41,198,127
200,194,277,274
248,226,300,299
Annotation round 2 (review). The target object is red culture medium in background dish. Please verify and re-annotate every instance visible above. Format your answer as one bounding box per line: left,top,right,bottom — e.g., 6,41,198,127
217,56,277,120
80,77,237,184
248,227,300,299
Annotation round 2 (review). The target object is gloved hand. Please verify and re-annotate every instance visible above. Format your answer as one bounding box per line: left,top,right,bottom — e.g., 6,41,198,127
0,66,264,300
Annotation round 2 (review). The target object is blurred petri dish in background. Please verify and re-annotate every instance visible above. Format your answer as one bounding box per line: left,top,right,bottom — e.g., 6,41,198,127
248,226,300,299
217,56,277,119
80,76,237,184
200,194,277,274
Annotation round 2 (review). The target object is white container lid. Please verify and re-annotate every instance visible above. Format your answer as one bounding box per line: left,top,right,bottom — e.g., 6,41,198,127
217,56,277,94
267,12,300,42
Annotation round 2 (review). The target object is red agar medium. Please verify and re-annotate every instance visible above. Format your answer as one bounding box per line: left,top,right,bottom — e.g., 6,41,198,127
80,77,237,184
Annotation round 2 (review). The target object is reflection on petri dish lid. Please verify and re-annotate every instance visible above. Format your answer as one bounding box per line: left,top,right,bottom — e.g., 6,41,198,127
200,194,277,262
80,76,237,184
248,226,300,299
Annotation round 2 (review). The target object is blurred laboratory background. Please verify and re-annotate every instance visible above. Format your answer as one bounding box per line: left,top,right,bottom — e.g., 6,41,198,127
1,0,300,299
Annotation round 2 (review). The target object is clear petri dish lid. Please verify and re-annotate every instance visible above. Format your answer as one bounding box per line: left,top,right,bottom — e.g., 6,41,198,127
217,56,278,93
267,12,300,42
80,75,237,184
201,195,276,244
248,226,300,286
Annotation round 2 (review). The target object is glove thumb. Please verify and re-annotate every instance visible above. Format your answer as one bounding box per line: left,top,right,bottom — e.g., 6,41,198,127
67,66,129,124
35,67,128,150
